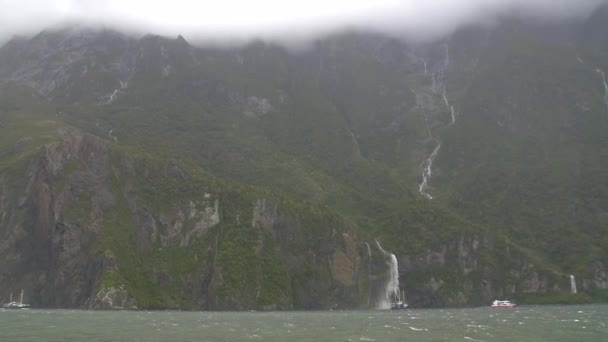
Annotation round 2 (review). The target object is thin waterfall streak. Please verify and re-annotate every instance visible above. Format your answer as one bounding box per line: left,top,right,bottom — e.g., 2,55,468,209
450,106,456,126
365,242,373,306
419,140,441,199
570,275,577,294
418,44,454,200
104,80,128,105
598,69,608,112
108,129,118,143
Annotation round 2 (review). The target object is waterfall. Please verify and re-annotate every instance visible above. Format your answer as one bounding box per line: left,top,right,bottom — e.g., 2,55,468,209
418,44,456,200
419,139,441,199
449,106,456,126
375,240,400,309
570,275,577,294
597,69,608,112
365,242,372,278
576,55,607,113
104,80,128,105
365,242,373,306
108,129,118,143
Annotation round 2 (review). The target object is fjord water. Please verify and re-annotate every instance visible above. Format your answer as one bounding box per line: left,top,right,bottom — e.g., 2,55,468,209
1,305,606,341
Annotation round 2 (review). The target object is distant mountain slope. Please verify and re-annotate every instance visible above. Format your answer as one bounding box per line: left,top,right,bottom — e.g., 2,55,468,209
0,10,607,309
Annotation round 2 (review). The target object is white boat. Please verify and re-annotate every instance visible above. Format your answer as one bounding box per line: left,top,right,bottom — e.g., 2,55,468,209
3,290,30,309
390,290,408,310
491,300,516,308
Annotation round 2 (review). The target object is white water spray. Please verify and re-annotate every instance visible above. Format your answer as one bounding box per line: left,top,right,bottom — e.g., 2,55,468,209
375,240,400,309
570,275,577,294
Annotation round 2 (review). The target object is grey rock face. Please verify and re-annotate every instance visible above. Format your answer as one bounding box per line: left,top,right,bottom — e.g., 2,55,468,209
87,286,138,310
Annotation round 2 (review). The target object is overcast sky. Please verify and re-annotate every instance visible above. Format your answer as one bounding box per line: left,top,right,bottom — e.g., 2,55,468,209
0,0,607,45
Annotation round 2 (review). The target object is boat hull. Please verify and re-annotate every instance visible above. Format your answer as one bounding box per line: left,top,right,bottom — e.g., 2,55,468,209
3,303,31,309
390,304,408,310
491,300,516,308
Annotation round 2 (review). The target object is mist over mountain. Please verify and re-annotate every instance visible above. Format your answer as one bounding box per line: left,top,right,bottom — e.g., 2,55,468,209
1,0,608,45
0,3,607,310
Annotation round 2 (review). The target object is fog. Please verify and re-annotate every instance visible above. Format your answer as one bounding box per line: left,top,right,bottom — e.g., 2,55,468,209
1,0,607,45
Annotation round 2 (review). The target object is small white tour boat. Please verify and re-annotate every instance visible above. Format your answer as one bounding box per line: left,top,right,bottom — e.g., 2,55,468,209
3,290,30,309
491,300,516,308
390,290,408,310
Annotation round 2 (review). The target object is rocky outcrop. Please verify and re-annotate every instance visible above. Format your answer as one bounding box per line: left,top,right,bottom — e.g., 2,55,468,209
161,196,220,247
87,286,138,310
243,96,274,118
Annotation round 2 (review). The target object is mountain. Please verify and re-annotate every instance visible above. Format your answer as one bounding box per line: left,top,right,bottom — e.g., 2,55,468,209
0,10,607,309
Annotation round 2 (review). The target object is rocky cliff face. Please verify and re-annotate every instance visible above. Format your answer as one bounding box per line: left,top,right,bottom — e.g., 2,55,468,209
0,129,604,309
0,129,392,310
396,236,565,307
0,129,116,307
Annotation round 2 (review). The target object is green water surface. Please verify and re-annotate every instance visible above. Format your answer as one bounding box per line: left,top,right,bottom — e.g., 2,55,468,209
1,304,606,341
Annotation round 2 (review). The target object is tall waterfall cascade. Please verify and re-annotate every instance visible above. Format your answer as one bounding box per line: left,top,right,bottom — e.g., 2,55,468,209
418,44,457,199
570,275,577,294
375,240,400,309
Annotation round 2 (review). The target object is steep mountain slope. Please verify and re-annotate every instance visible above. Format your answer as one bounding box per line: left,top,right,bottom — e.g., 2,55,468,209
434,21,608,283
1,11,607,309
0,85,386,310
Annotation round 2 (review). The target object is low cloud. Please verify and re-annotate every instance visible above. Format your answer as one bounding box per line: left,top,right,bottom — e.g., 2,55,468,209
0,0,607,45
